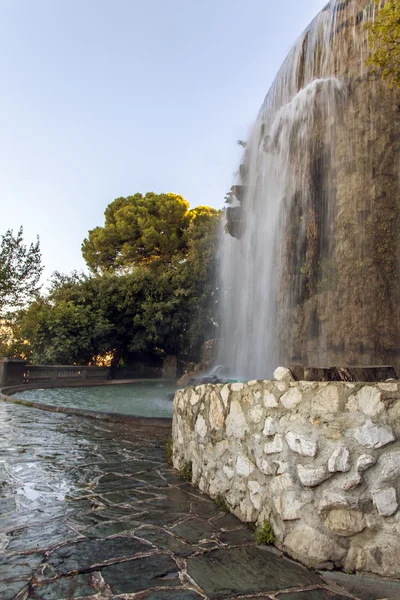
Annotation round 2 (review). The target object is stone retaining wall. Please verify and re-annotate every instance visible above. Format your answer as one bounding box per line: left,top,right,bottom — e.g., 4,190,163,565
172,371,400,577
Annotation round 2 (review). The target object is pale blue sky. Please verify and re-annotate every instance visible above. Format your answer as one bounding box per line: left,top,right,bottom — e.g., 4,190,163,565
0,0,327,280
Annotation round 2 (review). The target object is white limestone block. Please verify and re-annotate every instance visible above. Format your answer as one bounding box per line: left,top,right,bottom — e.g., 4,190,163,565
371,488,398,517
352,420,395,449
264,434,284,454
328,446,351,473
236,453,255,477
262,416,276,436
273,366,295,382
297,464,332,487
280,387,303,409
356,454,377,473
226,400,249,439
195,414,207,438
285,431,318,457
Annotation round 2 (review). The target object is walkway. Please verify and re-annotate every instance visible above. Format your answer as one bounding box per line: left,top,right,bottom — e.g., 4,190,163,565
0,402,398,600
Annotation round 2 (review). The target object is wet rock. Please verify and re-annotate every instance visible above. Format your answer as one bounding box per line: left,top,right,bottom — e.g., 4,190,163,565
187,546,322,598
101,553,181,595
47,536,150,574
28,573,98,599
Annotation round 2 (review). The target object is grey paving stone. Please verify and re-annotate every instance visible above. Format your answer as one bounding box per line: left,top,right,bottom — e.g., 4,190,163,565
142,589,205,600
6,521,80,552
187,546,323,599
101,553,181,595
28,573,97,599
320,570,400,600
0,552,44,582
137,527,197,556
172,518,218,543
219,528,255,545
276,590,351,600
0,580,28,600
47,536,150,574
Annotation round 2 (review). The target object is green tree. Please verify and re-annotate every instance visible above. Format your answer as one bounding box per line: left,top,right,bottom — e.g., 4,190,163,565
366,0,400,89
82,192,191,272
0,227,43,315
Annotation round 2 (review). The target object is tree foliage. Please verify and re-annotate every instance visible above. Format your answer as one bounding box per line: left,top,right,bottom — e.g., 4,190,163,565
0,227,43,315
82,193,192,272
10,197,222,365
366,0,400,89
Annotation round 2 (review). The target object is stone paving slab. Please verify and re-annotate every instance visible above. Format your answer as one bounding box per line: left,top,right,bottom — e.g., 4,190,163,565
0,402,398,600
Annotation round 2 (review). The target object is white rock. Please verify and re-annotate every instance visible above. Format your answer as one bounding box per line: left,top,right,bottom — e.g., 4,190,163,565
231,382,244,392
190,391,200,405
195,414,207,438
264,391,279,408
324,509,366,536
236,454,255,477
209,392,225,430
341,474,362,491
249,405,264,424
352,420,395,449
226,400,249,439
328,446,351,473
312,386,340,414
317,492,351,513
351,386,384,416
263,417,276,437
285,431,318,457
220,385,230,408
273,366,294,382
284,524,347,565
275,382,287,392
264,434,284,454
371,488,398,517
248,480,261,494
255,457,276,476
222,465,234,480
297,464,332,487
273,490,305,520
378,382,398,392
280,387,303,409
379,450,400,480
356,454,377,473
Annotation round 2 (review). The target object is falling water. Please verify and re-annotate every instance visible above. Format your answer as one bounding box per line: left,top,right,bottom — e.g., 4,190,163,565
218,0,400,380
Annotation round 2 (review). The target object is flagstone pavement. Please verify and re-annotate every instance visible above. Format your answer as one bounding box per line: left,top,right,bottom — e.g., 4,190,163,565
1,401,399,600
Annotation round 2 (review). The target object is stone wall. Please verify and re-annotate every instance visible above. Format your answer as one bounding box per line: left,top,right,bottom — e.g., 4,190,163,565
172,370,400,578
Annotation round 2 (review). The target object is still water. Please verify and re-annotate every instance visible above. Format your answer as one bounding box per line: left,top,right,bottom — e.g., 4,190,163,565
17,380,176,418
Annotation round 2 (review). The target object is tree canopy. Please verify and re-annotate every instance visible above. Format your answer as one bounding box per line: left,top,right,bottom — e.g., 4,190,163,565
7,195,222,366
82,192,197,272
366,0,400,89
0,227,43,316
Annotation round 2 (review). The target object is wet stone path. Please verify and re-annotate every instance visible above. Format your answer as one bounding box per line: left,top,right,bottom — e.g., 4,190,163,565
0,403,398,600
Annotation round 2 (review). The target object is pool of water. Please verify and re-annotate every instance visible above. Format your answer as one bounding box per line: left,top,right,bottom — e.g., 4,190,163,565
16,381,177,418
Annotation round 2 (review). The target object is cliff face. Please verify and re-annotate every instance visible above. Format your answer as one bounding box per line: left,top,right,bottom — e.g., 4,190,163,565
280,0,400,371
220,0,400,378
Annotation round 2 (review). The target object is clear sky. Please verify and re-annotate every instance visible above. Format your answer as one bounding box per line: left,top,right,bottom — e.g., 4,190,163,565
0,0,327,281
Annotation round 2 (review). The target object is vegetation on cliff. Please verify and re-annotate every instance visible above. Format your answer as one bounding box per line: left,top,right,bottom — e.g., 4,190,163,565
367,0,400,89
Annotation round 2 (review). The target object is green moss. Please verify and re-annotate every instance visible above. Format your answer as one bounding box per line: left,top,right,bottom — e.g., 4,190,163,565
166,437,173,464
180,461,192,482
215,494,230,512
254,520,275,545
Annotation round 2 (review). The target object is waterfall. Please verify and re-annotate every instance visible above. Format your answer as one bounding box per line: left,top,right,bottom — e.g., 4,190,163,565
218,0,400,380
